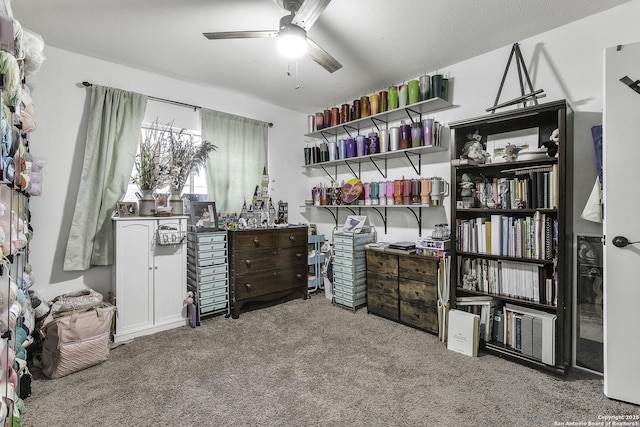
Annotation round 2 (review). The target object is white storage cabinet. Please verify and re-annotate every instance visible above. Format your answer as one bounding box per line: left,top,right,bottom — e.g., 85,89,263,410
112,217,188,343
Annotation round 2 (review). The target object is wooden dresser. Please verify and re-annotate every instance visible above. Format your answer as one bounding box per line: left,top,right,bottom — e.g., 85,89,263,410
228,227,308,318
366,249,439,334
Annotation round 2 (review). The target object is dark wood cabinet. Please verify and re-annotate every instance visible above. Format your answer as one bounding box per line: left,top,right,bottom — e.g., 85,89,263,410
228,227,308,318
366,249,439,334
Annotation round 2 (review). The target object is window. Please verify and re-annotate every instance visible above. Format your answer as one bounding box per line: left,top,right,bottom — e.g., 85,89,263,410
122,124,208,202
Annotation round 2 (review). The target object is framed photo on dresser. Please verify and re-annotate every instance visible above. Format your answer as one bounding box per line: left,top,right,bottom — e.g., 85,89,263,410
190,202,218,232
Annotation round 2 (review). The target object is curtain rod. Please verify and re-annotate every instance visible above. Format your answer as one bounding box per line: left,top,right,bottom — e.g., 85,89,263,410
80,81,273,127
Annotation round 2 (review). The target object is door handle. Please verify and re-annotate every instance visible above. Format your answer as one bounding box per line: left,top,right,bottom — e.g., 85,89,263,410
612,235,640,248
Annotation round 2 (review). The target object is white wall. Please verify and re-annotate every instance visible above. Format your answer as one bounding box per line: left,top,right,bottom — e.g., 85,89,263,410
26,0,640,302
301,0,640,244
26,47,307,302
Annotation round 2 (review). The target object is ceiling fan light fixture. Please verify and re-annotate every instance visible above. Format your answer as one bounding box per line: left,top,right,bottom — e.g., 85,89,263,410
277,23,307,58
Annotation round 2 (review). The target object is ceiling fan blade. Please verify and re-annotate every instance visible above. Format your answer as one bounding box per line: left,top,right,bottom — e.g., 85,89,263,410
203,30,278,40
291,0,331,31
306,37,342,73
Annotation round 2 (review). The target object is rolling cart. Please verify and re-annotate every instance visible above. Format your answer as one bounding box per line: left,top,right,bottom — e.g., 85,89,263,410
331,226,376,312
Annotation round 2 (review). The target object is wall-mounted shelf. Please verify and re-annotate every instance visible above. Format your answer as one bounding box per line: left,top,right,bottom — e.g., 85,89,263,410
305,98,454,140
303,145,448,180
301,204,443,236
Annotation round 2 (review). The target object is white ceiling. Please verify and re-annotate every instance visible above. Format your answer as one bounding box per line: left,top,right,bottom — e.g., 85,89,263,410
12,0,631,114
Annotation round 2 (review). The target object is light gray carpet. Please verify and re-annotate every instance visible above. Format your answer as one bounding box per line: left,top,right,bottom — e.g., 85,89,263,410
21,294,638,427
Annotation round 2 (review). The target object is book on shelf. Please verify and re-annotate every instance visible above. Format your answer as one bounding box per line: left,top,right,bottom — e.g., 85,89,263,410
447,309,480,357
520,314,535,357
503,303,556,365
492,310,504,342
490,215,502,256
456,213,555,261
457,256,545,303
456,296,497,342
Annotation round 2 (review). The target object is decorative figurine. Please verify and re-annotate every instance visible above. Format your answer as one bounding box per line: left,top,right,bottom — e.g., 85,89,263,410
459,173,475,197
540,128,559,157
461,130,489,163
502,143,523,162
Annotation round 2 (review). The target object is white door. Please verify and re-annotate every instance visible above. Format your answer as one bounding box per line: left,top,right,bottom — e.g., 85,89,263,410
603,41,640,405
153,218,187,325
113,220,155,338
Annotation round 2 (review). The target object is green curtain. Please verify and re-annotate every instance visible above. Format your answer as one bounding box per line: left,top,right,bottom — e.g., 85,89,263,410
63,85,147,271
201,109,268,215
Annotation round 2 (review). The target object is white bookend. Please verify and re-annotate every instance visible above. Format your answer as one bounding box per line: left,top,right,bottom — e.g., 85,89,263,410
447,309,480,357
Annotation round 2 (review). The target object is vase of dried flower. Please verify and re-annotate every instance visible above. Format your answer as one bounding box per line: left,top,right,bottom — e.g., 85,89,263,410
138,190,156,216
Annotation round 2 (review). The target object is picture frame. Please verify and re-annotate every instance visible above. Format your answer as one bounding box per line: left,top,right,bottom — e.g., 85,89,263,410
182,193,209,215
117,201,138,217
190,201,218,232
485,127,538,163
343,215,367,234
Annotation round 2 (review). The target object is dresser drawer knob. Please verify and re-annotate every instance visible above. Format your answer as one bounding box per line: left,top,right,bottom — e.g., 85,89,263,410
245,283,252,289
296,273,303,280
253,238,260,245
245,259,252,266
296,253,302,259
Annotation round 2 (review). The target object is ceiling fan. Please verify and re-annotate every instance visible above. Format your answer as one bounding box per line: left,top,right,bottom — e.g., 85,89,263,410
203,0,342,73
